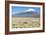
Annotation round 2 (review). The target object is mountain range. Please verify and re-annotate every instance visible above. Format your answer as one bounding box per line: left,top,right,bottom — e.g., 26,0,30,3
12,11,40,17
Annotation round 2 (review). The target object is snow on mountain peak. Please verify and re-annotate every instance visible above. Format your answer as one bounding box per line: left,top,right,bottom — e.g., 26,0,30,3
24,9,36,12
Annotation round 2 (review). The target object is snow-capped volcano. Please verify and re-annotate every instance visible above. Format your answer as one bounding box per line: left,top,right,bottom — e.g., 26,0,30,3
24,9,36,12
13,9,36,15
13,9,40,17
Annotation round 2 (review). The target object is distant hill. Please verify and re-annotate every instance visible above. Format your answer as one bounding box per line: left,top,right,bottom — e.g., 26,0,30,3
12,11,40,17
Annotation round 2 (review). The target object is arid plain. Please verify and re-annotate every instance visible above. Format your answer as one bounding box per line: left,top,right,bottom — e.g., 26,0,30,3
12,17,40,28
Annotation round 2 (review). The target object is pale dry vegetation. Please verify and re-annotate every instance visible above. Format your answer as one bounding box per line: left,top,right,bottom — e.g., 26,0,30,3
12,17,40,28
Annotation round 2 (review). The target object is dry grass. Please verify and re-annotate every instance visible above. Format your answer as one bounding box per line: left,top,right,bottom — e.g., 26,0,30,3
12,17,40,28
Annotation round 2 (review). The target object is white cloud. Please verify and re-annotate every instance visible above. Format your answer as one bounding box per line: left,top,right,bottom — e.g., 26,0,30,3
13,12,16,15
24,9,36,12
13,11,19,14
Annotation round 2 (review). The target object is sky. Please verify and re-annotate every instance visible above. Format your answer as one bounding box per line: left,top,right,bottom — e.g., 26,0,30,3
12,6,40,15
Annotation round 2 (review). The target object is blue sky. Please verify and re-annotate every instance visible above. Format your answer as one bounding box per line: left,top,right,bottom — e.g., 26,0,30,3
12,6,40,15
